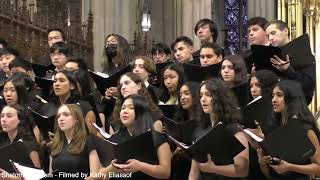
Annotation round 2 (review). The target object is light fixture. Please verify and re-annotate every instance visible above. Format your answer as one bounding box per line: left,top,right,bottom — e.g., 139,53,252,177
141,11,151,31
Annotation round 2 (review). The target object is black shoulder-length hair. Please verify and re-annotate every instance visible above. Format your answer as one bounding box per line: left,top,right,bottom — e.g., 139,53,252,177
119,95,154,136
160,63,185,102
273,80,320,138
4,73,30,105
199,79,242,129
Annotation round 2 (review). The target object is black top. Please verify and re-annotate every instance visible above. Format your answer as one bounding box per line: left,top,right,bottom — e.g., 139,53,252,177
266,122,314,180
193,123,247,180
51,135,97,179
0,132,39,155
109,129,167,180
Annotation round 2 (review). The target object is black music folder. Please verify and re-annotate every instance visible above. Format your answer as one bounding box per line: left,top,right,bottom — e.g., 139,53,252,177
168,123,245,163
0,139,34,173
242,96,269,129
182,62,221,82
158,105,179,119
28,105,56,135
251,34,314,71
89,65,131,94
261,119,315,164
162,115,197,145
35,76,54,92
100,130,158,164
32,63,55,78
244,118,316,164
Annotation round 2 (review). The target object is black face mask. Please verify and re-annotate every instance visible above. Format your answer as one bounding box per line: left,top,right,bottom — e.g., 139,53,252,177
105,44,117,56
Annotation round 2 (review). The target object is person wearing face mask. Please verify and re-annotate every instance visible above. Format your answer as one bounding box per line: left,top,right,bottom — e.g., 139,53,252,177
103,34,134,76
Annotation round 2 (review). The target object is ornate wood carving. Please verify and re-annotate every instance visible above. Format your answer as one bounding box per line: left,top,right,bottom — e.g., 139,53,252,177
0,0,93,69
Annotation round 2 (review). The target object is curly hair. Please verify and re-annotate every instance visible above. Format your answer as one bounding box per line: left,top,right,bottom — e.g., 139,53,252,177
199,79,242,129
222,54,248,85
112,72,160,124
251,70,279,99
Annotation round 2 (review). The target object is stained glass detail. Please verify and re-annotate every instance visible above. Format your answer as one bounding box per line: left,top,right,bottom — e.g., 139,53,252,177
224,0,248,55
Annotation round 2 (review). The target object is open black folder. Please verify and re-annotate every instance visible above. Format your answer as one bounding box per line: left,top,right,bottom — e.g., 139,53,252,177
167,123,245,163
251,34,315,71
32,63,55,78
99,130,158,164
182,62,222,82
158,105,179,119
162,115,197,145
89,65,131,94
244,118,316,164
241,96,271,133
0,139,34,173
28,105,56,135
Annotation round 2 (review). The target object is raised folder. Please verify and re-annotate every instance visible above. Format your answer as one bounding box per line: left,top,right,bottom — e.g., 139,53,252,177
32,63,55,78
28,105,56,136
251,34,315,72
167,123,245,163
99,130,158,164
89,65,131,94
244,118,316,164
241,96,271,133
162,115,197,145
0,139,34,173
182,62,222,82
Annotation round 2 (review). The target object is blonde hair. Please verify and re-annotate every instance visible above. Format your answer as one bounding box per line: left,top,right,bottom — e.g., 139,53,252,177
51,104,87,156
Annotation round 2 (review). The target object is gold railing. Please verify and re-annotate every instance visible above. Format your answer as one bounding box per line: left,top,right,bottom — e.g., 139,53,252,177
0,0,93,69
277,0,320,116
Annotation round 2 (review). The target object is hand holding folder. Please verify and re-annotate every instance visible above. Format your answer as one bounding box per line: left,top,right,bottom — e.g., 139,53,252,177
167,123,245,163
100,130,158,164
89,65,131,95
0,139,34,173
243,119,316,164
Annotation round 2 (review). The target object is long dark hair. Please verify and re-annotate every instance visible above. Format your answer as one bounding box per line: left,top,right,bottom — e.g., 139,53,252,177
174,82,202,122
103,34,133,74
0,104,35,140
222,54,248,85
4,74,30,105
73,69,93,97
251,70,279,99
160,63,185,102
119,95,154,136
273,80,319,138
52,69,80,105
199,79,241,129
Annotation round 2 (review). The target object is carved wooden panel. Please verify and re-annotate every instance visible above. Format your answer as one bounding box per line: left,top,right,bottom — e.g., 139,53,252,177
0,0,93,69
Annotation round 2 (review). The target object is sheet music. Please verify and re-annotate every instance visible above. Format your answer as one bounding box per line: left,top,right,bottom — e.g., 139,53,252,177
93,123,111,139
243,129,263,142
13,162,46,180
